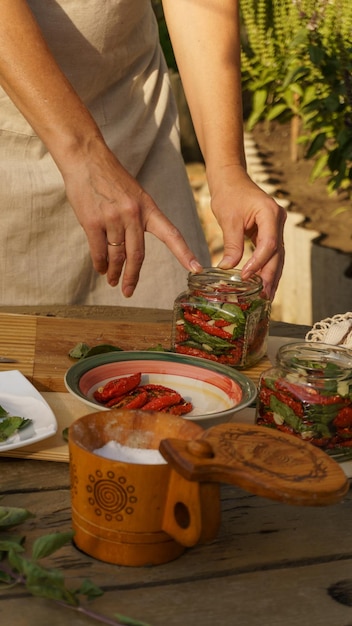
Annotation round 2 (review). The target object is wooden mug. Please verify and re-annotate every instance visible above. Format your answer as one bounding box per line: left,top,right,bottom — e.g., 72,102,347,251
69,408,349,567
68,409,220,566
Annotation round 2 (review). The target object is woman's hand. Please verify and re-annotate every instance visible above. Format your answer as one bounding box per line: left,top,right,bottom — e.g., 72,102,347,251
209,165,286,300
63,137,203,298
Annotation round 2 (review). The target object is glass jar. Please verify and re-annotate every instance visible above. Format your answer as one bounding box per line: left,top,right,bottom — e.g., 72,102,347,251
256,342,352,461
171,267,271,369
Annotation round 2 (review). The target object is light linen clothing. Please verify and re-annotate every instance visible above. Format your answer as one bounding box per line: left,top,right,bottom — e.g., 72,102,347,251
0,0,210,308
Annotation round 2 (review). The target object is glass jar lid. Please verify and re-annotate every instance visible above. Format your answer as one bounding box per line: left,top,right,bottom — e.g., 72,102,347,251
277,341,352,381
188,267,263,297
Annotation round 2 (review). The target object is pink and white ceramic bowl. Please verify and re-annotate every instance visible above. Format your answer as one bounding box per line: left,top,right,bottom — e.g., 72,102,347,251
64,351,257,428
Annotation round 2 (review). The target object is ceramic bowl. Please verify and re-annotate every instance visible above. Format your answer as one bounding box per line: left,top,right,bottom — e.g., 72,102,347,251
64,351,257,427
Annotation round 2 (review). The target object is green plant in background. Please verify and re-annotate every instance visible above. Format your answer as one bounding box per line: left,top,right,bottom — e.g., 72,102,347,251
240,0,352,201
152,0,177,71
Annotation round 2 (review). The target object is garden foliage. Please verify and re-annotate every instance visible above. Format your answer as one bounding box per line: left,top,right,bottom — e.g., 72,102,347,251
240,0,352,199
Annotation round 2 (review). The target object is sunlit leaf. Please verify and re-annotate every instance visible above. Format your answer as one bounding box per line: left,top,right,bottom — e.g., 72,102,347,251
32,531,75,560
247,89,268,129
27,580,78,606
305,133,327,158
0,539,24,553
282,66,309,89
310,153,329,180
0,506,34,529
68,342,90,359
0,416,32,442
83,345,123,358
8,548,26,574
266,103,288,120
146,344,167,352
77,577,104,600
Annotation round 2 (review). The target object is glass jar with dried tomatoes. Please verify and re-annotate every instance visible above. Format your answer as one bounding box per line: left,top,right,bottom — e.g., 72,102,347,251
256,342,352,461
171,267,271,369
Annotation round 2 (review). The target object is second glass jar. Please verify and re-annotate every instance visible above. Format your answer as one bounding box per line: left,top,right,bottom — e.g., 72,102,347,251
256,342,352,460
171,267,271,369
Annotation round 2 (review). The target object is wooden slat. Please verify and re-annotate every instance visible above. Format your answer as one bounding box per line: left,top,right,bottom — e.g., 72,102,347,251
0,312,37,377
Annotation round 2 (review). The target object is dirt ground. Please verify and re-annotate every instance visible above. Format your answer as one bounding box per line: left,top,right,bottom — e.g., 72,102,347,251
251,120,352,255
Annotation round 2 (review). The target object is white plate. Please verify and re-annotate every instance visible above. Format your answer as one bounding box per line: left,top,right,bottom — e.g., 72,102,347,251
0,370,57,451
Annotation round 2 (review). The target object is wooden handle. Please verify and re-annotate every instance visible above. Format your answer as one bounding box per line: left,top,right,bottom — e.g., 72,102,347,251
162,470,221,547
159,423,349,506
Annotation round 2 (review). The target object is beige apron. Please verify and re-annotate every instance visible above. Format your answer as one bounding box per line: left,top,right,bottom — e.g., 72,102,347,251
0,0,210,308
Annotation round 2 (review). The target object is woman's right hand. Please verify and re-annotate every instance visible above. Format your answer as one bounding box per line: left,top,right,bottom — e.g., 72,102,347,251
62,136,203,297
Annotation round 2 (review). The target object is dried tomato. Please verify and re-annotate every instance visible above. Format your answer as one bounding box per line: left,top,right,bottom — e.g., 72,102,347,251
183,311,233,340
97,372,141,402
333,407,352,429
142,392,182,411
106,389,148,409
274,390,304,417
162,401,193,415
175,345,219,361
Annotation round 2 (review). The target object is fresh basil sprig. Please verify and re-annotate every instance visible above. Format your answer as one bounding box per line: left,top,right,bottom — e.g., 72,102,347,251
0,405,32,443
0,504,151,626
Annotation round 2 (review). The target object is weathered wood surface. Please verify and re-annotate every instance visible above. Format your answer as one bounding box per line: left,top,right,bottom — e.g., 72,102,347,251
3,308,346,626
2,475,352,626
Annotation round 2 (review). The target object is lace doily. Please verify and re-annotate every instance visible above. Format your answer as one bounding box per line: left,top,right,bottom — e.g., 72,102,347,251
305,312,352,349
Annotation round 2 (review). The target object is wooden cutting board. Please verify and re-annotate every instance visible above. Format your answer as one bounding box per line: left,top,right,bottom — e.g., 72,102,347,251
0,312,173,392
0,312,272,392
0,312,273,463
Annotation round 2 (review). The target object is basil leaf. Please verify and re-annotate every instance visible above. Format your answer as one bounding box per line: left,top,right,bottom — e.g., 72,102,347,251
0,417,32,442
77,578,104,600
195,299,246,324
0,538,25,553
184,321,233,349
83,344,123,358
32,531,75,560
0,506,34,528
146,344,168,352
68,342,90,359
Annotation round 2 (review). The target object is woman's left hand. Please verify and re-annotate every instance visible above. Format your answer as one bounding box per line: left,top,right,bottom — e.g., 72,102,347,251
209,164,287,301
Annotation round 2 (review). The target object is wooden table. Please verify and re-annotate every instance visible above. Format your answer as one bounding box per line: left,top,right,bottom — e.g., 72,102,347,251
1,307,352,626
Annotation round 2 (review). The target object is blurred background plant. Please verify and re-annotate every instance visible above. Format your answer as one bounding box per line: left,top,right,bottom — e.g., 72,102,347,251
152,0,177,71
240,0,352,202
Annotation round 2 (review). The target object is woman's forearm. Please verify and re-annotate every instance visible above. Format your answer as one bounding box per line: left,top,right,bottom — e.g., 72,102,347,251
162,0,246,178
0,0,103,172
